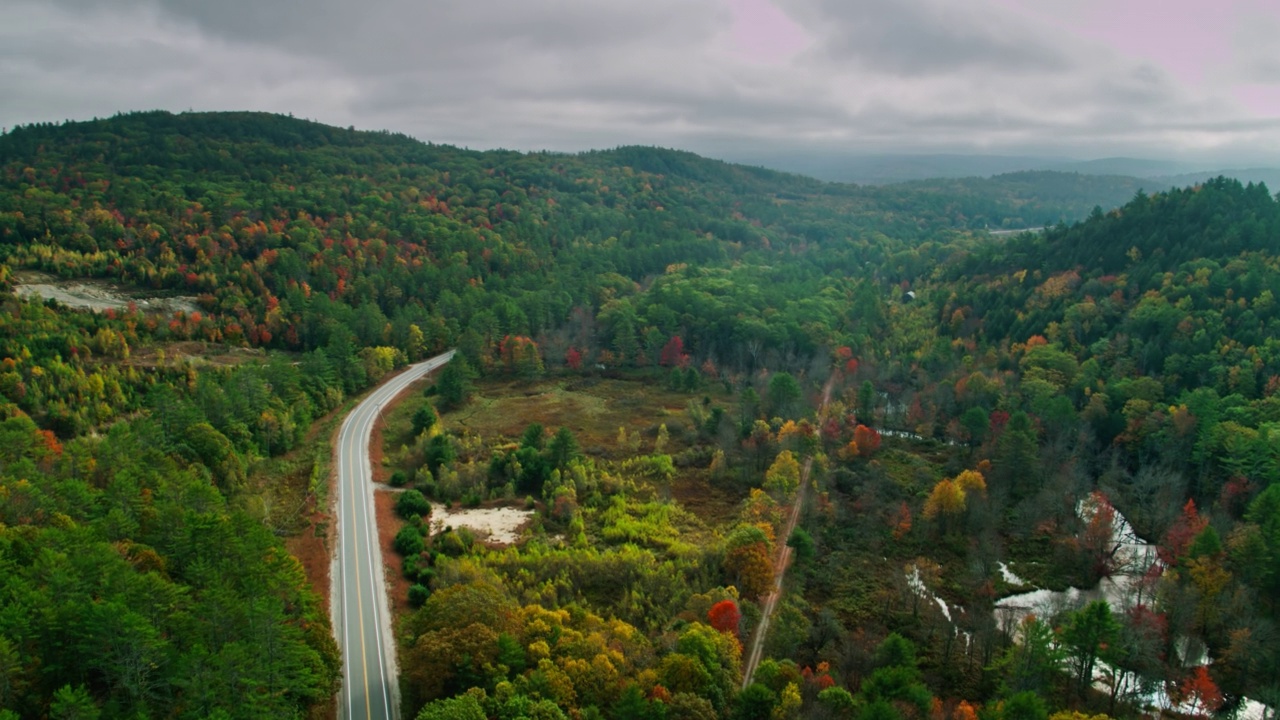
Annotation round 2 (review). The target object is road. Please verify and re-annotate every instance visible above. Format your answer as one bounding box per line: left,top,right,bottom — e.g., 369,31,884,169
742,370,838,688
333,350,455,720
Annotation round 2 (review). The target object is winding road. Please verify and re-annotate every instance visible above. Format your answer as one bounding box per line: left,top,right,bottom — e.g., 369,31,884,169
333,350,455,720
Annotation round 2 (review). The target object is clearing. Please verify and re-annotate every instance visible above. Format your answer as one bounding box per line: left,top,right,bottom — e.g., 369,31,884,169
13,270,199,314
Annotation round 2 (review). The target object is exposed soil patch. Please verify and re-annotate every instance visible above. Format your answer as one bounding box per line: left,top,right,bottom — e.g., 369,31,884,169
13,270,199,314
430,503,535,546
128,341,268,369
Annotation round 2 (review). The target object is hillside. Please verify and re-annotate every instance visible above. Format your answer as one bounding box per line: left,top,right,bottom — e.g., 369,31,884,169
0,111,1277,720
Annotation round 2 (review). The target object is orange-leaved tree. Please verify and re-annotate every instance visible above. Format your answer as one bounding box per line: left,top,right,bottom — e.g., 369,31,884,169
707,600,742,638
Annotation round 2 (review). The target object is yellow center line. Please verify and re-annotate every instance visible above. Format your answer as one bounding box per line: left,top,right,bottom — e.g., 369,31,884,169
348,409,373,720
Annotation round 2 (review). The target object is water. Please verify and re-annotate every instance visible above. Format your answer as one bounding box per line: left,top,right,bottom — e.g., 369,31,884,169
994,501,1271,720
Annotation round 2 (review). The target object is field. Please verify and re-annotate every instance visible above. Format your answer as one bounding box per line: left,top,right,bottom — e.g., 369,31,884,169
380,372,749,527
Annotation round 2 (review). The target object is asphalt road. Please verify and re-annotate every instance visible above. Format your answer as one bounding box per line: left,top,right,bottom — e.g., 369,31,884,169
334,350,455,720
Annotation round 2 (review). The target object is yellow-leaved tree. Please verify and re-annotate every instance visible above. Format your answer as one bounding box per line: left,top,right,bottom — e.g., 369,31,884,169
764,450,801,499
923,479,966,535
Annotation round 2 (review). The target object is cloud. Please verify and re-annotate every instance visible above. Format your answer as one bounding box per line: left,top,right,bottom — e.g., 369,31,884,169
1229,9,1280,82
0,2,361,130
792,0,1070,76
3,0,1279,164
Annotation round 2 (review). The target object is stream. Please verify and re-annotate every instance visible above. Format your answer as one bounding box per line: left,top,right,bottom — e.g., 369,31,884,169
992,501,1272,720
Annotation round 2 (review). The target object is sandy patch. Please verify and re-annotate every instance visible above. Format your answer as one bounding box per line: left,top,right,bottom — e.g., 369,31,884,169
13,271,199,314
430,504,535,546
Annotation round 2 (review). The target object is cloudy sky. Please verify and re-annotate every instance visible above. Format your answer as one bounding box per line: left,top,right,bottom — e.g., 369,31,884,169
3,0,1279,164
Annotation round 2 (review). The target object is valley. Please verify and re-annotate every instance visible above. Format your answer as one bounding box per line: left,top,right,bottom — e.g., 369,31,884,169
0,111,1277,720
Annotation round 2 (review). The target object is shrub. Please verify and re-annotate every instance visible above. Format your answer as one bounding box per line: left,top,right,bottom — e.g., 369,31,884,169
408,583,431,608
393,525,424,556
395,489,432,519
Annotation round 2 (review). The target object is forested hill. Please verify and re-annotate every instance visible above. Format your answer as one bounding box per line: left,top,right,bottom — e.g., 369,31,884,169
932,177,1280,528
956,177,1280,279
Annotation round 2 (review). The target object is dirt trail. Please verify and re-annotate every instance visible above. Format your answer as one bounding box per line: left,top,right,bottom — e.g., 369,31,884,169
742,370,839,688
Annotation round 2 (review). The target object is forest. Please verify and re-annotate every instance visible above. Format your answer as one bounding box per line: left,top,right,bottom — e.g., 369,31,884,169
0,111,1277,720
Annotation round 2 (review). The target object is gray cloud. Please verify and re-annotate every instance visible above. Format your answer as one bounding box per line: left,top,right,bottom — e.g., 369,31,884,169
3,0,1279,165
1229,11,1280,82
793,0,1070,76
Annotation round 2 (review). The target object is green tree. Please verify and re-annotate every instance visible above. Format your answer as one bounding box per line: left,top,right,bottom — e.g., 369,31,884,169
396,489,433,519
993,615,1065,695
786,528,815,563
732,683,777,720
521,423,546,450
424,434,457,473
395,525,426,556
1245,484,1280,601
960,406,989,445
874,633,918,670
547,427,581,470
858,380,877,422
767,373,802,418
1061,600,1120,698
995,411,1039,499
412,404,439,437
0,636,22,711
817,686,855,718
49,684,99,720
437,356,475,410
1001,692,1048,720
416,693,486,720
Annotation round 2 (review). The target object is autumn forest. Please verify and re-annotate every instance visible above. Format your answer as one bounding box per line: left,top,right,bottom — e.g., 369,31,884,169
0,111,1278,720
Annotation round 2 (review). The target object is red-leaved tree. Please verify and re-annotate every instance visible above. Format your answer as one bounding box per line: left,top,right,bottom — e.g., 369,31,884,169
854,424,881,457
1178,666,1223,718
708,600,742,638
660,335,689,368
1160,499,1207,567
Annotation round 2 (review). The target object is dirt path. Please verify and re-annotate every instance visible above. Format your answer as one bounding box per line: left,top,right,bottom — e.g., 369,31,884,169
742,370,839,687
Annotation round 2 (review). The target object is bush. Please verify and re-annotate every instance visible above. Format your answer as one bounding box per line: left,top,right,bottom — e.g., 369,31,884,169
408,583,431,608
787,528,815,562
389,470,408,487
395,489,432,519
437,529,472,557
412,404,438,436
393,525,425,556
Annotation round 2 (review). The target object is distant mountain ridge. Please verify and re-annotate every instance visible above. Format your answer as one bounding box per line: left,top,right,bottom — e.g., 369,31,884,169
723,150,1280,188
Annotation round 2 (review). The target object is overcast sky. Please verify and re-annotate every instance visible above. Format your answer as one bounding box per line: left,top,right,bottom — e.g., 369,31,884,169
3,0,1279,164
